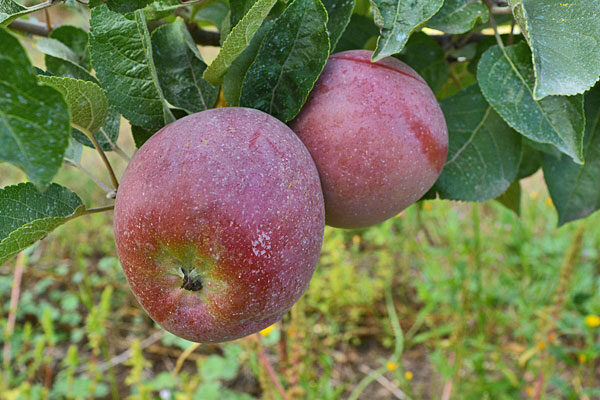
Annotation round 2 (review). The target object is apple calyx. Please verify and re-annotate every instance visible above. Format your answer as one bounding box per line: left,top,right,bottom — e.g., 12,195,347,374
180,267,203,292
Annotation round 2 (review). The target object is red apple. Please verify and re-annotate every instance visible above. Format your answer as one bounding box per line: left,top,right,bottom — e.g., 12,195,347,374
113,108,325,342
290,50,448,228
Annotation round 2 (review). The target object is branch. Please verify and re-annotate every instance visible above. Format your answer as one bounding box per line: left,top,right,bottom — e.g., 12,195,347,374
10,18,221,47
8,19,51,36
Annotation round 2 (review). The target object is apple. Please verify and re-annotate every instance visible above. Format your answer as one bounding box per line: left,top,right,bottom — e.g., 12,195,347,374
113,107,325,342
290,50,448,228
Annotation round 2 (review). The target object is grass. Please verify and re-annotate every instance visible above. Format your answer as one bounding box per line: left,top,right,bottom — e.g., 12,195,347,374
1,138,599,399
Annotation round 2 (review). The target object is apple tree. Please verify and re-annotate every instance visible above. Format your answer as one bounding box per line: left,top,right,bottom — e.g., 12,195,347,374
0,0,599,334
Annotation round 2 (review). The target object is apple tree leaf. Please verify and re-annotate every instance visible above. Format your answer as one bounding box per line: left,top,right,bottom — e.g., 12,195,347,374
0,183,85,265
369,0,443,61
48,25,91,70
107,0,153,13
90,5,175,131
222,19,274,106
0,28,71,189
427,0,488,34
434,84,522,201
542,84,600,226
334,13,378,52
202,0,278,86
509,0,600,99
38,76,109,137
396,31,449,94
230,0,257,27
152,18,218,113
495,180,521,216
322,0,354,51
239,0,330,122
0,0,51,25
478,42,585,164
38,38,98,83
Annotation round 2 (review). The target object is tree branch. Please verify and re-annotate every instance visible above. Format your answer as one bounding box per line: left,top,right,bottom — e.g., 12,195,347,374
8,19,52,36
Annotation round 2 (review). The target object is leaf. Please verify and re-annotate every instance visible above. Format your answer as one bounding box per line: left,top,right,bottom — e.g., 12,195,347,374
0,183,85,265
230,0,257,28
222,19,274,106
427,0,488,34
48,25,91,70
369,0,443,61
39,38,98,83
334,13,378,52
72,105,121,152
542,84,600,225
396,31,449,94
516,140,541,179
195,0,231,31
90,5,175,132
239,0,330,122
202,0,278,86
64,138,83,163
130,124,154,148
322,0,354,51
510,0,600,99
152,18,218,113
495,180,521,216
477,43,585,164
38,76,109,137
0,0,50,25
107,0,153,13
434,84,522,201
0,28,71,189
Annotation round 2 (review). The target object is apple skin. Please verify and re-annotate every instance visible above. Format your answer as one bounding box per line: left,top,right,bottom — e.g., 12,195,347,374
113,107,325,343
289,50,448,229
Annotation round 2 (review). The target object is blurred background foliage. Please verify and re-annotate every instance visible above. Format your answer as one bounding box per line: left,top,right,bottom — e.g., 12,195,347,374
1,139,599,399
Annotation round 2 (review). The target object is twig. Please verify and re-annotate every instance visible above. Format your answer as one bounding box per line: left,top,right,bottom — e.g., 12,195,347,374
441,380,453,400
485,0,506,50
3,252,26,370
491,6,512,14
99,128,131,162
82,205,115,215
8,19,51,36
256,335,290,400
87,132,119,190
65,158,113,193
172,343,201,376
358,365,410,400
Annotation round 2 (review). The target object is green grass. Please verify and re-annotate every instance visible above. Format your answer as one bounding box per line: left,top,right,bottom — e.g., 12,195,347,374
1,146,599,399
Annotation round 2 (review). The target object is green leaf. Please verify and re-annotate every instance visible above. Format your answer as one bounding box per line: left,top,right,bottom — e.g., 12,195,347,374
434,84,522,201
195,0,230,31
427,0,488,34
396,31,449,94
239,0,330,121
495,180,521,216
72,105,121,152
477,43,585,164
152,18,218,113
334,13,378,52
517,140,541,179
0,0,50,25
203,0,278,86
38,76,109,137
107,0,153,13
48,25,91,70
39,38,99,83
143,0,183,20
90,5,175,131
542,84,600,225
0,183,84,265
510,0,600,99
322,0,354,51
369,0,443,61
131,124,154,148
0,28,71,189
230,0,256,27
222,19,274,106
64,138,83,163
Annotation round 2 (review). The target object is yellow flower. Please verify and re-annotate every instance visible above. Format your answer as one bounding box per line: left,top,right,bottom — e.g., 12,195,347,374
529,191,539,200
423,203,433,211
578,354,587,364
545,197,553,207
537,341,546,351
385,361,398,371
259,324,276,337
352,235,361,245
404,371,413,381
584,315,600,328
395,211,404,218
